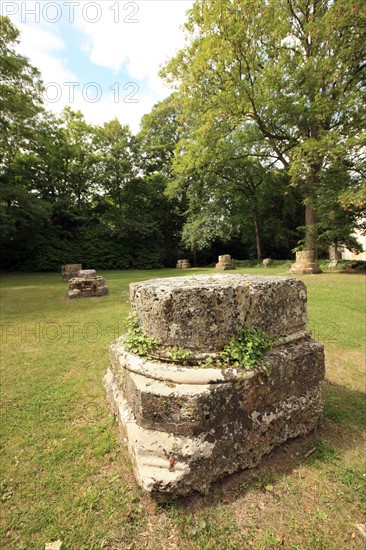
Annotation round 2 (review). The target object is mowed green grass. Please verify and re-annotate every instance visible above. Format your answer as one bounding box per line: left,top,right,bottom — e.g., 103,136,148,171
0,267,365,549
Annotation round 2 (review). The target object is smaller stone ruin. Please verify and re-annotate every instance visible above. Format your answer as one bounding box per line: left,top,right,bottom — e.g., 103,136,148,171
262,258,273,268
61,264,82,281
176,259,191,269
290,251,322,274
68,269,109,299
215,254,235,270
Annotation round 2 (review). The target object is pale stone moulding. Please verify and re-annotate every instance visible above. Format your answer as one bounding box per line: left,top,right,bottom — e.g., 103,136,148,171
290,250,322,274
104,274,324,499
215,254,235,270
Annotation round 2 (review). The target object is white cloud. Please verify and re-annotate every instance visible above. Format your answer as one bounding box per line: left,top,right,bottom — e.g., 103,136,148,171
74,0,193,97
16,23,77,84
76,1,192,72
77,91,160,133
4,0,193,132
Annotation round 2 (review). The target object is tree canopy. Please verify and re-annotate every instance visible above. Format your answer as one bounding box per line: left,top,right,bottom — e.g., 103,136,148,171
0,9,365,271
162,0,366,258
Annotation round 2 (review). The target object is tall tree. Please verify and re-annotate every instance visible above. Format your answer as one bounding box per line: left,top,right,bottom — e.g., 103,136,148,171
136,96,188,263
162,0,366,271
92,119,136,234
136,94,183,178
0,16,47,244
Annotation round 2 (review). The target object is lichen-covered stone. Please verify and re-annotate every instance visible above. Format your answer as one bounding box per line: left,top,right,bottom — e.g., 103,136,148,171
104,365,323,498
68,275,108,299
290,251,322,274
130,274,307,351
176,259,191,269
263,258,272,267
105,274,324,499
61,264,82,281
215,254,235,270
78,269,97,278
108,336,324,439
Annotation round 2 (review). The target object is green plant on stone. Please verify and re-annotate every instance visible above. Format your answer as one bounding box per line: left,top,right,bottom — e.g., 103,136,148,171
220,325,273,375
170,347,193,362
124,315,158,357
124,316,272,377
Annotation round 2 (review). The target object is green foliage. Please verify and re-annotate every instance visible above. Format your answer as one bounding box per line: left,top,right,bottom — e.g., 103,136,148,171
136,94,183,177
0,16,46,245
169,347,193,362
220,325,272,375
124,316,159,357
162,0,366,254
3,11,364,271
124,316,272,377
124,317,194,363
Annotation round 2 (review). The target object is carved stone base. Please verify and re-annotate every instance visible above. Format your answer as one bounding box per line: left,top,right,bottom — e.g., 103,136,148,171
104,274,324,499
104,336,324,499
215,254,235,270
176,259,191,269
290,251,322,274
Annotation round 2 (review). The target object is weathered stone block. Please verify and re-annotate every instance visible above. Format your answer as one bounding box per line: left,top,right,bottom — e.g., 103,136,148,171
104,365,323,498
61,264,82,281
105,274,324,499
108,336,324,438
263,258,273,267
68,275,108,299
78,269,97,278
130,274,307,351
215,254,235,270
290,251,322,274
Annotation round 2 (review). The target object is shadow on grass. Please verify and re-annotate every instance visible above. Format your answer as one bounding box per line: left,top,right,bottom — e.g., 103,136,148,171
161,379,365,512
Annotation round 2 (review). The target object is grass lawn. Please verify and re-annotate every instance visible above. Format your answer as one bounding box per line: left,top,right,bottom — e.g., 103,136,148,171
1,267,365,549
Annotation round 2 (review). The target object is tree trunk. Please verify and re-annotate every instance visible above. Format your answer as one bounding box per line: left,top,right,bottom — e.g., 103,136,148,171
253,210,262,260
305,203,318,258
192,245,198,267
290,201,322,274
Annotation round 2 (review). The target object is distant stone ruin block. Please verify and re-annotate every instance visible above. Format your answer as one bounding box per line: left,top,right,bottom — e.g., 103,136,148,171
176,259,191,269
61,264,82,281
290,251,322,274
215,254,235,270
78,269,97,278
104,274,324,499
68,272,108,299
262,258,273,268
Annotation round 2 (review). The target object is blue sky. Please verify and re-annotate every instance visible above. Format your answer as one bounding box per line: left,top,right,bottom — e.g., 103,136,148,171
2,0,193,132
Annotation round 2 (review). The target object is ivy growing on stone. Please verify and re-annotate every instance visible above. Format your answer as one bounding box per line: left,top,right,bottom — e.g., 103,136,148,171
124,316,272,378
124,316,159,357
220,325,272,373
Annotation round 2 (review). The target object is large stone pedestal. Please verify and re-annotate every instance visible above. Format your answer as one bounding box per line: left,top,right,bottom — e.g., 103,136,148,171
104,274,324,498
290,251,322,274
